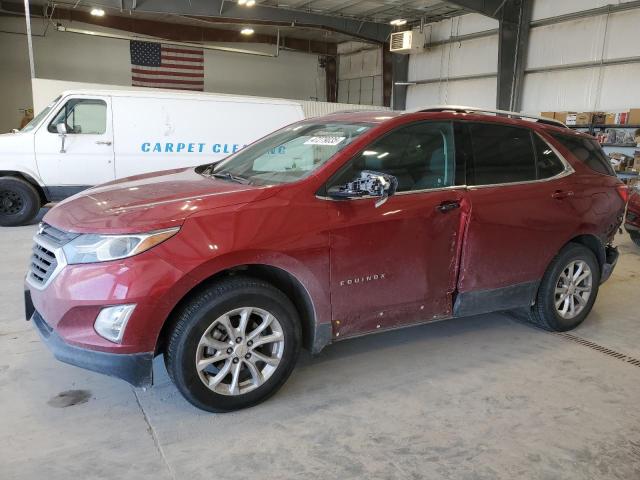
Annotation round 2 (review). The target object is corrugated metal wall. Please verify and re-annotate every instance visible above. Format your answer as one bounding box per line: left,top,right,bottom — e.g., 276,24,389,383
522,0,640,113
406,14,499,110
405,1,640,114
337,41,384,106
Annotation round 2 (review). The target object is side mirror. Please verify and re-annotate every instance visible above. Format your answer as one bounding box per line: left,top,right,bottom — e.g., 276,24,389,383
56,123,67,153
327,170,398,208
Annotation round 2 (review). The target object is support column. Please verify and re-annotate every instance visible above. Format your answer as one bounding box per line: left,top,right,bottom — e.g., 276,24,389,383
445,0,532,111
391,53,409,110
496,0,532,111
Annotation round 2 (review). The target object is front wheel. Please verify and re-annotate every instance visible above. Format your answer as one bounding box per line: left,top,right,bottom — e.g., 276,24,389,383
629,230,640,247
0,176,41,227
165,276,301,412
527,243,600,331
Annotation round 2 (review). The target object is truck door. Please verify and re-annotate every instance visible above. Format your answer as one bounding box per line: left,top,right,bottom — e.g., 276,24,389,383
324,121,468,338
34,96,115,197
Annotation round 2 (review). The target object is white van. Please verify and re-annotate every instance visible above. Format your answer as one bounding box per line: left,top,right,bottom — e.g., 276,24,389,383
0,89,305,226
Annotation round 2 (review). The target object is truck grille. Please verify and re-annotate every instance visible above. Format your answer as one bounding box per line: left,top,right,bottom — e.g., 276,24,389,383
27,223,78,289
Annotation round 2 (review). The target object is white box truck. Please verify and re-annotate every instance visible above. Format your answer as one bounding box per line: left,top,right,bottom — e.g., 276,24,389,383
0,89,305,226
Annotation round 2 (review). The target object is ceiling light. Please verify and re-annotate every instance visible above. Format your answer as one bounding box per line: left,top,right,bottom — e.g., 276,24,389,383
240,28,255,35
238,0,247,4
390,19,407,26
90,8,105,16
246,0,256,5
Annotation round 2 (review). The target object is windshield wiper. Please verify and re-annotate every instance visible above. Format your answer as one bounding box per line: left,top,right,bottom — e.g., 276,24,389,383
211,172,251,184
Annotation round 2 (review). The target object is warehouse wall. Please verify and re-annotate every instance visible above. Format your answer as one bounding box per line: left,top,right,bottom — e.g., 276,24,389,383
405,13,499,109
337,41,384,106
0,15,326,132
405,1,640,114
522,0,640,113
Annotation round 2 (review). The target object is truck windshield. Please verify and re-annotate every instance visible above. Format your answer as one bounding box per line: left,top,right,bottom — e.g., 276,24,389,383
21,96,61,133
210,122,372,185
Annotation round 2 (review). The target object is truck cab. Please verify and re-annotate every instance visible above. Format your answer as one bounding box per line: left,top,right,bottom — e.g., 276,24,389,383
0,90,305,226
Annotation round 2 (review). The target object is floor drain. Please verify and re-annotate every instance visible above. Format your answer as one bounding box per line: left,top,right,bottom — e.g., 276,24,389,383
555,332,640,368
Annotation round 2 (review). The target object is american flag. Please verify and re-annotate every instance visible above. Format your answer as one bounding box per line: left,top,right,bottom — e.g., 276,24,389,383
130,40,204,91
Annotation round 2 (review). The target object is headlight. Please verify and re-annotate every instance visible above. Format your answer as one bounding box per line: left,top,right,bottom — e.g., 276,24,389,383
62,227,179,264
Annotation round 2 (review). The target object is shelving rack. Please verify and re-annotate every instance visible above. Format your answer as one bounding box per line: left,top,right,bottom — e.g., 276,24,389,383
567,124,639,152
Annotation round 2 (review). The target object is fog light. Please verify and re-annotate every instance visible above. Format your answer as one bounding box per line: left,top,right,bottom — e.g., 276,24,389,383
94,304,136,343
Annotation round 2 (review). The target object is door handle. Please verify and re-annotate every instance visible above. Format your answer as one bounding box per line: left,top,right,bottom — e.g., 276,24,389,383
95,140,112,146
552,190,574,200
436,200,461,213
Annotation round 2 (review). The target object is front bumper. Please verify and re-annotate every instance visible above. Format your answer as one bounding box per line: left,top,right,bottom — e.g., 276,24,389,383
30,308,153,387
600,245,619,284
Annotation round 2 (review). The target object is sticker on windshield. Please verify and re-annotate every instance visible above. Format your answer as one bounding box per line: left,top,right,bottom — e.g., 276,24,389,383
304,136,346,146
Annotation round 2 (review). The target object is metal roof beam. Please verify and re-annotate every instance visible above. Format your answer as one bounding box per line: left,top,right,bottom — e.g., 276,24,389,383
443,0,506,19
82,0,393,42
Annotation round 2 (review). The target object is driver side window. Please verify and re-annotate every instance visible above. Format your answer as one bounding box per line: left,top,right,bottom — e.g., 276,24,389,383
328,121,455,193
48,99,107,135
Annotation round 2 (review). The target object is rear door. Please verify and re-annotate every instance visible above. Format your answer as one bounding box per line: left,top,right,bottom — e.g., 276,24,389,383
34,95,115,191
455,122,579,314
325,121,467,338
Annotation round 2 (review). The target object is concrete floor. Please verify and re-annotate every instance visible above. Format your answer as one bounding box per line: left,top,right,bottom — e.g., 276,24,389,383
1,209,640,480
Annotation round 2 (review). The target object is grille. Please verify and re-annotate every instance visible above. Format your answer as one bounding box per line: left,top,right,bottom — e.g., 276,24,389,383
28,224,77,288
29,241,58,286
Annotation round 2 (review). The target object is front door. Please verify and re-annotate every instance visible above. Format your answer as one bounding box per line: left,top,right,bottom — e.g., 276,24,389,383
324,121,467,338
34,96,115,194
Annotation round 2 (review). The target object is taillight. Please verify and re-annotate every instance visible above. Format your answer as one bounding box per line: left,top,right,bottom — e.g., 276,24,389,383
616,184,629,204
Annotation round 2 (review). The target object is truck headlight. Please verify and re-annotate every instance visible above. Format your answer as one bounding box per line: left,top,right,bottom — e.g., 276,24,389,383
95,304,136,343
62,227,179,264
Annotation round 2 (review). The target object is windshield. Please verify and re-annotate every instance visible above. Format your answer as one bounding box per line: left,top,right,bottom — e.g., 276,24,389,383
21,96,61,133
210,122,372,185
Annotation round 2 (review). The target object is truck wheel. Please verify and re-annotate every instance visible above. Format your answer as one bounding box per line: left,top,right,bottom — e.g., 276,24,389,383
0,177,41,227
165,276,301,412
630,230,640,247
527,243,600,332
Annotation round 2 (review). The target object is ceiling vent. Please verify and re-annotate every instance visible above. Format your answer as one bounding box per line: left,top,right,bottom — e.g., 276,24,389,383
390,31,422,54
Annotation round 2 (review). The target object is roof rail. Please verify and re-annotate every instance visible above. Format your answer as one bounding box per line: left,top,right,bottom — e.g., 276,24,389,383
410,105,568,128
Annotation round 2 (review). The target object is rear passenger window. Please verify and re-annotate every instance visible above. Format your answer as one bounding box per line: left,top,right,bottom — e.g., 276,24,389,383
550,133,615,176
533,134,565,179
468,124,536,185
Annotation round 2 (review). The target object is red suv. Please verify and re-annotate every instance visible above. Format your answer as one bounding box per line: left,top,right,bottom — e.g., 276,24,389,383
25,107,627,412
625,186,640,246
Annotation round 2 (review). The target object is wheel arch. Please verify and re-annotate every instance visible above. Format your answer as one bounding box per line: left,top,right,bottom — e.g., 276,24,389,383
0,170,47,204
566,234,606,272
156,263,325,357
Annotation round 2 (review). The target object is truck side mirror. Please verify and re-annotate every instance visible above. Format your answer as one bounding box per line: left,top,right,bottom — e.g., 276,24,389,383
56,123,67,153
327,170,398,208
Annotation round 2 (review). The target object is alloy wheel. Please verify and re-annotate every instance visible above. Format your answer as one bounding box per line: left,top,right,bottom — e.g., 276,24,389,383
554,260,593,320
195,307,285,396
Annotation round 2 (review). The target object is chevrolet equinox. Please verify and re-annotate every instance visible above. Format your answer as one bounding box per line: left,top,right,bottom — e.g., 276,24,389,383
25,107,628,412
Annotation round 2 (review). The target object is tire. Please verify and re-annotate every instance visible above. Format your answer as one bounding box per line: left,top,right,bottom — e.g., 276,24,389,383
630,230,640,247
165,276,301,412
527,243,600,332
0,176,41,227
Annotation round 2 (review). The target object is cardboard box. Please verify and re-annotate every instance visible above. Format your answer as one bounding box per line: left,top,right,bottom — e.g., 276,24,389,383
555,112,577,125
605,113,617,125
540,112,556,120
575,112,593,125
616,112,629,125
592,112,607,125
629,108,640,125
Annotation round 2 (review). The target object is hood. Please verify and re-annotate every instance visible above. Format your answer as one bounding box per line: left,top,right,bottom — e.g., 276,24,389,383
44,167,276,233
0,131,34,158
